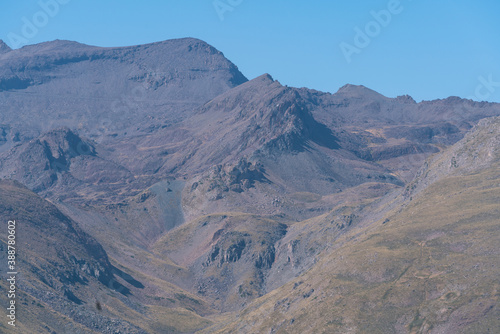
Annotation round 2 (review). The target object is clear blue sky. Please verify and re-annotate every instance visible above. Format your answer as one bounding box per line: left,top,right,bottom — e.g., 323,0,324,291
1,0,499,102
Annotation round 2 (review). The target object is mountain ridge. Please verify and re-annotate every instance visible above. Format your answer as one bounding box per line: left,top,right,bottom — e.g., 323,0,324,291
0,38,499,333
199,115,500,334
0,39,11,54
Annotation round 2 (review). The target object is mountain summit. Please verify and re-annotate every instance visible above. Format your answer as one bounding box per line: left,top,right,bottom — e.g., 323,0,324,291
0,40,11,54
0,38,248,148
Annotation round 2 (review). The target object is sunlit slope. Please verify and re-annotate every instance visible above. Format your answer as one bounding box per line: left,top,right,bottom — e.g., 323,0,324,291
203,118,500,334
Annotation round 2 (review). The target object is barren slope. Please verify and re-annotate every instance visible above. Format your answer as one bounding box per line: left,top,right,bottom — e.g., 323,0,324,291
200,117,500,333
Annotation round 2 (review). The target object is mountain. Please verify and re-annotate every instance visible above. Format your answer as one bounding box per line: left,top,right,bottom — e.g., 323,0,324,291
0,38,499,333
200,116,500,334
0,40,11,54
0,179,221,333
0,38,247,152
2,39,500,201
0,180,130,332
0,127,146,202
404,116,500,198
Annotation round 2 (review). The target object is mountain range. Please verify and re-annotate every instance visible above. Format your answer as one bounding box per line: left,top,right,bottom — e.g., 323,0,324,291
0,38,498,333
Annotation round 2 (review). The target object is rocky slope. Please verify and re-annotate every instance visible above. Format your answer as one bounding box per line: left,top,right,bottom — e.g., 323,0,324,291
0,180,133,333
0,38,247,152
0,180,217,333
0,38,499,333
199,117,500,333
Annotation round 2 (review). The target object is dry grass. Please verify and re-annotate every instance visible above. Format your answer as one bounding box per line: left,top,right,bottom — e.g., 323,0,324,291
201,163,500,333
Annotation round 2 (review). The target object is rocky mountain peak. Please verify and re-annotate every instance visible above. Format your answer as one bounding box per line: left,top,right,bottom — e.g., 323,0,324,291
0,40,11,54
395,94,417,104
335,83,386,100
255,73,275,82
39,127,96,160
